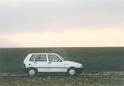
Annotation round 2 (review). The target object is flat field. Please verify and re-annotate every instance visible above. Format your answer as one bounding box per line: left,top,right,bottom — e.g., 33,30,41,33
0,47,124,72
0,47,124,86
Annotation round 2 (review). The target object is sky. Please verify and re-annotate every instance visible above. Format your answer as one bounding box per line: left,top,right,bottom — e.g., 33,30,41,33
0,0,124,47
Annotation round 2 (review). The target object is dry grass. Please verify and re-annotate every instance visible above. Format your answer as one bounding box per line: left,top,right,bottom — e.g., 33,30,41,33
0,75,124,86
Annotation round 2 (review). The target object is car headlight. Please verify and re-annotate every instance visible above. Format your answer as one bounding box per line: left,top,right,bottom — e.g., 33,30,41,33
80,64,83,68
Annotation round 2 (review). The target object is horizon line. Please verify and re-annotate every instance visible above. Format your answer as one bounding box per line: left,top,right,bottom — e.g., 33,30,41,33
0,46,124,48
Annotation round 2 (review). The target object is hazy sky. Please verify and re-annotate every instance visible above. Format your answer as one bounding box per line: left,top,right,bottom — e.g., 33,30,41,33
0,0,124,47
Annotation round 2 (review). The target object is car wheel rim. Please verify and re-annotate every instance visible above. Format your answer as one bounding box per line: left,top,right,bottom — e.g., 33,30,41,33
29,69,35,76
69,69,75,75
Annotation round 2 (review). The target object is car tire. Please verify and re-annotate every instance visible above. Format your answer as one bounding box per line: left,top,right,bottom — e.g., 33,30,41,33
28,69,37,76
68,68,76,76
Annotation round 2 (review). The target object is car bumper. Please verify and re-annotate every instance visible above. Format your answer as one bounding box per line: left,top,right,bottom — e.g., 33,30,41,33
75,68,84,73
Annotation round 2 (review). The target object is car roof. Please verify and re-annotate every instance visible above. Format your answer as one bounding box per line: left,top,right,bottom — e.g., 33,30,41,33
29,53,57,55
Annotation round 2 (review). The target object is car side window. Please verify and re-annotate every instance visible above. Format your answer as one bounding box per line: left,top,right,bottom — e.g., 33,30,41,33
29,55,35,61
48,54,62,62
35,54,47,62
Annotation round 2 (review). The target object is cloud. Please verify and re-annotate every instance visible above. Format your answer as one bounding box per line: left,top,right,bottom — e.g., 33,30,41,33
0,0,123,34
0,0,124,47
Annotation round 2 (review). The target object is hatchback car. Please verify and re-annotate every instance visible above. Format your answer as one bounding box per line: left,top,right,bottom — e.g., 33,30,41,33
23,53,84,76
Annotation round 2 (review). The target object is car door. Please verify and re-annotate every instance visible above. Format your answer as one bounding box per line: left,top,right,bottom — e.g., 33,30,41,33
33,54,48,72
47,54,66,72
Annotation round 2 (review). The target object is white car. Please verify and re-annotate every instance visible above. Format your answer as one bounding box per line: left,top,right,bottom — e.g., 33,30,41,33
23,53,84,76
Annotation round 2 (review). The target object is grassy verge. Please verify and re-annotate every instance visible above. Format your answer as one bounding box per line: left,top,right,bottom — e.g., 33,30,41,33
0,75,124,86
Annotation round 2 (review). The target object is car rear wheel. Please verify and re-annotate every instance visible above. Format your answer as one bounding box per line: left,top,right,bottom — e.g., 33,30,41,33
68,68,76,76
28,69,36,76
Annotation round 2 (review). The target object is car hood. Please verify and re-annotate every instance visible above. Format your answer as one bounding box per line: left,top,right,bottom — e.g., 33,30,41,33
64,61,82,66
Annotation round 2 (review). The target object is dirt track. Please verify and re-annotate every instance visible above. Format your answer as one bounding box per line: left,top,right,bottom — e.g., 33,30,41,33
0,72,124,77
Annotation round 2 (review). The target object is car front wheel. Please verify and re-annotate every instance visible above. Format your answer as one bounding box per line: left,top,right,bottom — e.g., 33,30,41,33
68,68,76,76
